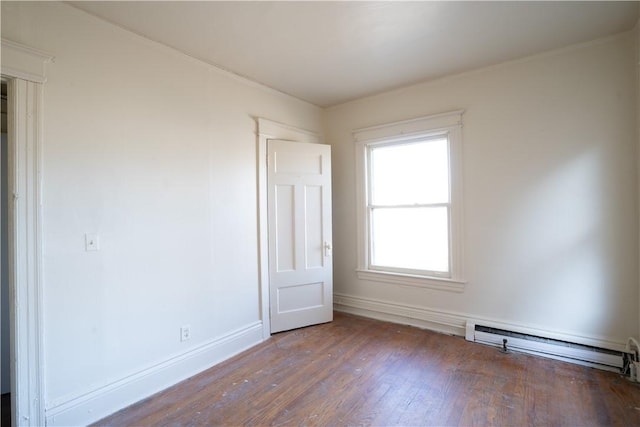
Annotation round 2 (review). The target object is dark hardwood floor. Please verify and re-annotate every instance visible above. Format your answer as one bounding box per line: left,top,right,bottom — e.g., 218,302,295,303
1,393,10,427
94,312,640,426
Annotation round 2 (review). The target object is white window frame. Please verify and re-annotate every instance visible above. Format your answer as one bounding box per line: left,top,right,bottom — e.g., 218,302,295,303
354,110,466,292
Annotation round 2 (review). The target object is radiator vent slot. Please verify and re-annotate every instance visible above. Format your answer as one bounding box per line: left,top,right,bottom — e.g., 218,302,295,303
467,322,624,372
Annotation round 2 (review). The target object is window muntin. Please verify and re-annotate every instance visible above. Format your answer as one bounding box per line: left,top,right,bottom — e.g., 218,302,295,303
367,136,452,277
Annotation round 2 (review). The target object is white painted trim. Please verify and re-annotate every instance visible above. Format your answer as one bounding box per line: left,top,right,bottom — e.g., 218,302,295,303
256,118,320,339
5,77,45,426
352,109,464,143
334,293,628,353
355,269,465,292
1,39,54,84
353,110,465,289
258,118,320,143
2,39,52,427
45,321,264,427
334,293,467,337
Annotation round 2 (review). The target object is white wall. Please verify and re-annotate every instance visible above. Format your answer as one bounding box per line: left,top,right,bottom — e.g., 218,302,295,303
327,32,638,346
1,2,322,425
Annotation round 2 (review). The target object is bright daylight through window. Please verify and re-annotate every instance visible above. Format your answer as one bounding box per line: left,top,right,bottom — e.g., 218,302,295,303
354,111,465,292
369,137,450,274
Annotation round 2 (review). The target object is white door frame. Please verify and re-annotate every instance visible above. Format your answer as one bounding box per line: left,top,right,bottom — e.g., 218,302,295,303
2,38,53,427
257,118,320,339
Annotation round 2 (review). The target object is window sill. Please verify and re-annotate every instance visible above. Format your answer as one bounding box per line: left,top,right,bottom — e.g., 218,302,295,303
356,269,466,293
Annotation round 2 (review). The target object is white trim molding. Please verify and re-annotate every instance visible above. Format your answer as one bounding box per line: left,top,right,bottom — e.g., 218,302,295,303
355,269,465,293
334,292,628,353
352,110,464,143
334,293,467,336
1,39,54,84
353,110,466,292
2,39,52,427
258,118,319,143
44,321,263,426
256,118,320,339
8,75,46,427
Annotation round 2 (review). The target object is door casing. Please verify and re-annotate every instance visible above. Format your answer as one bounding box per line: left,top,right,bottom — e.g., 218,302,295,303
1,39,52,427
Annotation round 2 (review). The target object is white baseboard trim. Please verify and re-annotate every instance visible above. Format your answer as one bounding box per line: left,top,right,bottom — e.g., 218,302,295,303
334,293,467,337
334,293,627,352
45,321,264,427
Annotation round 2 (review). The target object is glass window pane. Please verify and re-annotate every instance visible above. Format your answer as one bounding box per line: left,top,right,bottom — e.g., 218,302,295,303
371,207,449,273
371,138,449,205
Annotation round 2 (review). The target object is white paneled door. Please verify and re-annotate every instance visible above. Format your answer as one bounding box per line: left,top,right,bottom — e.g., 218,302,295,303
268,140,333,333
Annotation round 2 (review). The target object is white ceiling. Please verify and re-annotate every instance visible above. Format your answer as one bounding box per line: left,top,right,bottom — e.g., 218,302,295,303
69,1,638,107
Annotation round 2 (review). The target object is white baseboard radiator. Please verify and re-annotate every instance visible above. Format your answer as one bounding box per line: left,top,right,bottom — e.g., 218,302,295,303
465,321,625,373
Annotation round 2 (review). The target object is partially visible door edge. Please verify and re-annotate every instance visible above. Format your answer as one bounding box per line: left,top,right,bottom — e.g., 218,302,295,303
256,118,320,339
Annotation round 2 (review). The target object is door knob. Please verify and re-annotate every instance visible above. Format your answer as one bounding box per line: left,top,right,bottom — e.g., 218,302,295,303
324,242,333,257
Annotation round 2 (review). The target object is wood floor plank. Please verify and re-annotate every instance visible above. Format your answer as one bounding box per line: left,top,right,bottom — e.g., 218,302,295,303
93,312,640,427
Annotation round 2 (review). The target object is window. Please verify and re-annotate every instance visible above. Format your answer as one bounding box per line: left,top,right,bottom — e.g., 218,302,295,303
354,111,465,292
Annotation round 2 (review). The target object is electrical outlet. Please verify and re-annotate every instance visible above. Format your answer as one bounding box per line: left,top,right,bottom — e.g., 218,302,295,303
180,325,191,342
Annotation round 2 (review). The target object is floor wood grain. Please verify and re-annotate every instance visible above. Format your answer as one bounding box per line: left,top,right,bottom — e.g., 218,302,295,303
94,312,640,426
